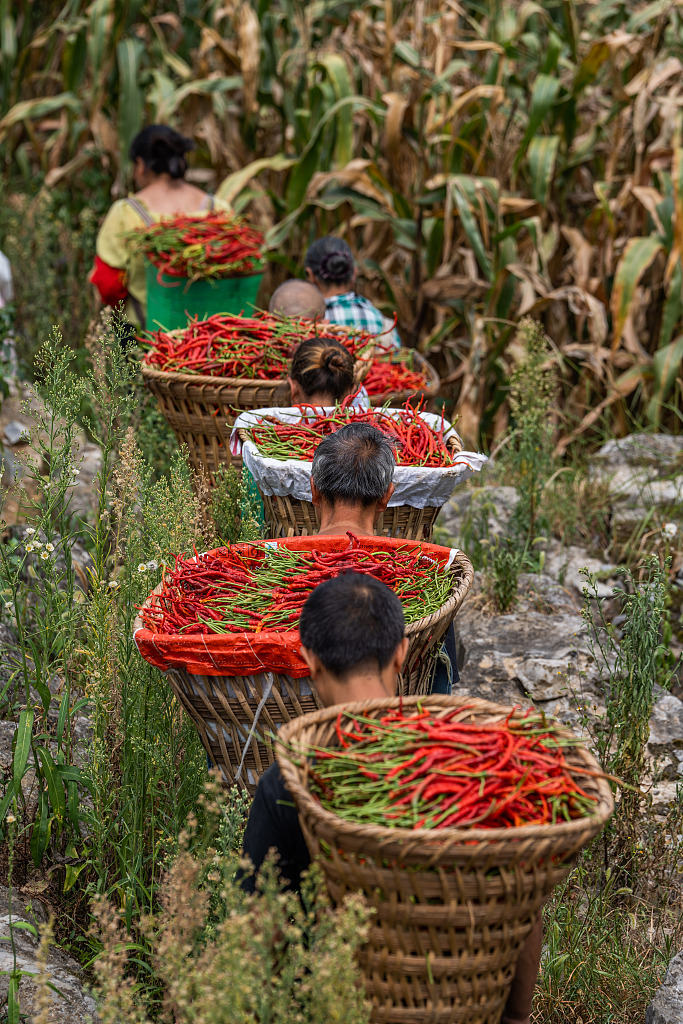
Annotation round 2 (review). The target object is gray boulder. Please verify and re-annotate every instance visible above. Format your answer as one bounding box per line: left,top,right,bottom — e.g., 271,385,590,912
0,885,99,1022
645,950,683,1024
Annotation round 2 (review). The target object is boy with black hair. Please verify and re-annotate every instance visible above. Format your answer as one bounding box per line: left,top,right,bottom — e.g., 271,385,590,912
240,573,540,1024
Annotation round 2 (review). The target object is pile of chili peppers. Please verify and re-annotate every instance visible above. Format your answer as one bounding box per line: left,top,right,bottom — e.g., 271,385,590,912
141,313,376,379
142,533,451,635
129,212,265,283
363,352,430,396
306,705,599,830
245,398,455,468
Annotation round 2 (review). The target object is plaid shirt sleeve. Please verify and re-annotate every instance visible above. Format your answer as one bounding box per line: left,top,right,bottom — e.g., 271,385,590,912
325,293,401,348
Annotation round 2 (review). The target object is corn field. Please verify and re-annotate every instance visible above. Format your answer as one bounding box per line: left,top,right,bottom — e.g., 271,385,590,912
1,0,683,446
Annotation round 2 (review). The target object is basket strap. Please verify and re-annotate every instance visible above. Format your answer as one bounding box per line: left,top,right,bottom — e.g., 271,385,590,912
124,196,155,226
234,672,275,784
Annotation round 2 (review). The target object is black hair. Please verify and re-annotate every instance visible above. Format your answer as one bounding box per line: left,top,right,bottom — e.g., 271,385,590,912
305,237,355,285
299,572,405,678
290,337,355,402
311,423,395,506
129,125,194,180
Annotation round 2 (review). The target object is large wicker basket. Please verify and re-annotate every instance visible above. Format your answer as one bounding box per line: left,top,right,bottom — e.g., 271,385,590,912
276,696,614,1024
238,426,463,542
134,541,474,792
141,362,291,484
367,350,440,407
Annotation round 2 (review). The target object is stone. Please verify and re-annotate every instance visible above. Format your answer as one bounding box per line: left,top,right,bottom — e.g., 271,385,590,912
645,950,683,1024
593,433,683,471
437,484,519,546
3,419,29,446
0,885,99,1022
647,692,683,780
542,542,617,600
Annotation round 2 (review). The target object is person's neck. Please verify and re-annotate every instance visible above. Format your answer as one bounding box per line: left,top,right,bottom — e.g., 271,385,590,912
316,500,377,537
318,282,353,299
322,673,396,707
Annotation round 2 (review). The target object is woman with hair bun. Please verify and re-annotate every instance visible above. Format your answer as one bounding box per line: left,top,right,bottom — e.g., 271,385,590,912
90,124,231,327
304,236,401,349
289,336,369,409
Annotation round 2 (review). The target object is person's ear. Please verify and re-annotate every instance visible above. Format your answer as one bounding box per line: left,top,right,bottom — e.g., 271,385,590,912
310,478,322,508
392,636,409,676
300,644,323,678
374,482,395,519
304,267,315,284
288,377,303,404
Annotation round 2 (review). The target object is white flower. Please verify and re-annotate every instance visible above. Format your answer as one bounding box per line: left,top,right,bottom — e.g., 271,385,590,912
137,563,147,573
24,527,35,536
146,560,159,572
26,543,35,553
45,543,54,553
40,551,49,561
32,540,42,550
108,580,119,590
662,522,678,538
6,814,15,825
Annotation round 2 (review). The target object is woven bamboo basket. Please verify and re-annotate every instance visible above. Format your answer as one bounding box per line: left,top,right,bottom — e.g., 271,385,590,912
238,428,463,541
141,362,291,485
367,350,440,407
134,544,473,793
276,695,614,1024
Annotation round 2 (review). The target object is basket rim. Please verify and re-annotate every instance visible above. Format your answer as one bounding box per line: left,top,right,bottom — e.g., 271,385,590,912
133,541,473,643
140,361,290,390
275,695,615,848
144,260,265,282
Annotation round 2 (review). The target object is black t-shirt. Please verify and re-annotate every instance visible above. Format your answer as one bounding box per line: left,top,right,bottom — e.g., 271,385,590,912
240,762,311,894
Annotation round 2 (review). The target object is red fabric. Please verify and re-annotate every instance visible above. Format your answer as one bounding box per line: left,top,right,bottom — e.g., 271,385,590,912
90,255,129,307
134,535,455,678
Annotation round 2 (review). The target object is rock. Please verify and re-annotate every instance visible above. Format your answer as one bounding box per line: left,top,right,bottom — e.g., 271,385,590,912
542,542,617,600
647,692,683,780
593,433,683,470
4,419,29,446
437,484,519,546
645,950,683,1024
0,885,99,1022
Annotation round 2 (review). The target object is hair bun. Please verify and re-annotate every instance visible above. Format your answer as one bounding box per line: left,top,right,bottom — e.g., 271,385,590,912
320,250,354,282
323,348,346,372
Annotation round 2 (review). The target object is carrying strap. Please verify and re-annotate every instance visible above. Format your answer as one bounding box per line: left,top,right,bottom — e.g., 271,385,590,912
234,673,275,784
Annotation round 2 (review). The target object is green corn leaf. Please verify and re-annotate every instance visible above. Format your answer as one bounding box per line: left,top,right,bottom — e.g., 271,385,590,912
648,334,683,426
528,135,560,205
611,235,664,347
452,183,493,282
87,0,114,87
517,73,561,161
659,259,682,351
0,93,81,137
313,54,354,167
117,37,144,163
13,709,33,795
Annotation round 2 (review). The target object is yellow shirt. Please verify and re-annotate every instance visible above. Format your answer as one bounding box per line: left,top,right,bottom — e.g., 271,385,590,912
95,195,232,325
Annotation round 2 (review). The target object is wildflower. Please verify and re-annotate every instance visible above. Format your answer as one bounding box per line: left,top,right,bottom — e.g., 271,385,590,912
32,540,42,550
26,543,35,553
6,814,15,825
108,580,119,590
45,543,54,553
40,551,49,561
24,527,35,536
146,560,159,572
662,522,678,538
137,563,147,573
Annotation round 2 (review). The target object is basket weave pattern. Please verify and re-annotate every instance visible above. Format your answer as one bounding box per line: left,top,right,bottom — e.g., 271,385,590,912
141,363,290,484
261,494,442,542
165,667,322,794
276,696,614,1024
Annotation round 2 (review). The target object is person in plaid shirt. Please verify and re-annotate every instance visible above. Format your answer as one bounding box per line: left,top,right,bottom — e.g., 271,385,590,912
304,236,401,349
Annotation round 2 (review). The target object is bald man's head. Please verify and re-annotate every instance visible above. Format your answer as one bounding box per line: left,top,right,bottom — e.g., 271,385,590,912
268,280,326,320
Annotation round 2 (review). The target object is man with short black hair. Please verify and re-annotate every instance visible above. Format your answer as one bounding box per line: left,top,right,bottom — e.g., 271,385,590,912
240,572,541,1024
310,423,396,537
241,572,408,894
